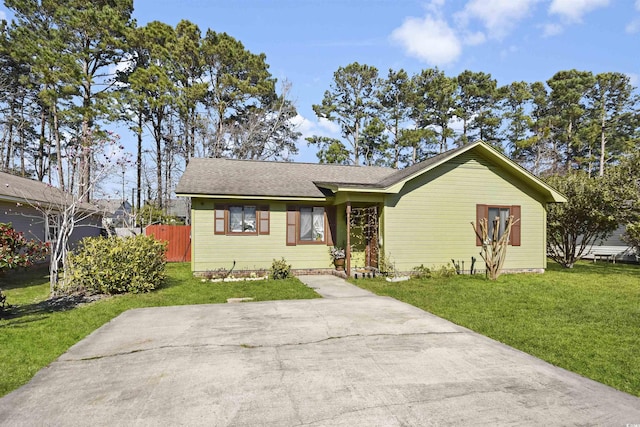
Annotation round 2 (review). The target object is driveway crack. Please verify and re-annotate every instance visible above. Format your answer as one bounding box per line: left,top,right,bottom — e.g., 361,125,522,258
64,331,466,362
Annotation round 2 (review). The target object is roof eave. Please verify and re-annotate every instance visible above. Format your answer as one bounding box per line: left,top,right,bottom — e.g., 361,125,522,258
176,192,331,202
314,182,400,194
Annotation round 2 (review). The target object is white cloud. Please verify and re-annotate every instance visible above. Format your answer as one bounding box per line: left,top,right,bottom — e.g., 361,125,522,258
0,10,6,20
390,15,462,66
317,117,341,135
542,22,564,36
425,0,445,14
628,1,640,33
290,115,340,140
290,114,313,135
289,114,344,162
626,18,640,34
457,0,540,39
626,72,639,87
500,45,519,59
463,31,486,46
548,0,610,22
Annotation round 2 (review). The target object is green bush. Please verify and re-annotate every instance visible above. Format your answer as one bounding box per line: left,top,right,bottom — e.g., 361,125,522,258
411,264,457,279
64,235,167,295
270,258,291,280
411,264,432,279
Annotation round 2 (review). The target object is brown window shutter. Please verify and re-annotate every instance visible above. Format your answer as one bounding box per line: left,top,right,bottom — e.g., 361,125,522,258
214,205,226,235
258,206,270,235
286,208,297,246
510,205,521,246
476,204,488,246
326,206,336,246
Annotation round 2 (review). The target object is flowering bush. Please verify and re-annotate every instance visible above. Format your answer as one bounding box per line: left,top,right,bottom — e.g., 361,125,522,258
329,246,346,259
0,223,48,273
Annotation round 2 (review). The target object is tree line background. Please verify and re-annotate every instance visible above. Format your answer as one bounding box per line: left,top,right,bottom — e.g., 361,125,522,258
0,0,300,209
310,63,638,177
0,1,639,266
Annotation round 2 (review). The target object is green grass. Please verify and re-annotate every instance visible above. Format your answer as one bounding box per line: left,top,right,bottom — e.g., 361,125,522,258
0,263,319,397
352,260,640,396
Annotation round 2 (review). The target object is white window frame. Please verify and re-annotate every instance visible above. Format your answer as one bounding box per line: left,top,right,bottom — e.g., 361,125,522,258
46,214,60,243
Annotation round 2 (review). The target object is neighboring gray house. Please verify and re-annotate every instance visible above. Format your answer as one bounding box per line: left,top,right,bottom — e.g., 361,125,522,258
581,224,637,263
0,171,103,247
166,199,190,224
95,199,134,228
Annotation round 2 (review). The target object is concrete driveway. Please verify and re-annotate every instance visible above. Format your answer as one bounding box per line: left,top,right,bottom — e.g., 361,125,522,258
1,276,640,426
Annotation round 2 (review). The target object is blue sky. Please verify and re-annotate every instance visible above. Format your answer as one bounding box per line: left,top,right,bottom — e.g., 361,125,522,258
1,0,639,194
129,0,640,163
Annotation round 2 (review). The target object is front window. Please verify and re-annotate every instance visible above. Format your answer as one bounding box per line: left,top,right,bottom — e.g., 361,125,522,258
487,207,510,241
229,206,256,233
300,207,325,241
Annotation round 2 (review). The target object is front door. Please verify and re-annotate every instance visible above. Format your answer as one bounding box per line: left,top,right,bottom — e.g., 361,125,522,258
351,206,379,269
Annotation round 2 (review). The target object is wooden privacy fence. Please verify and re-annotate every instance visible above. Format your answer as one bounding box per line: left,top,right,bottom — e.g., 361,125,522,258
145,225,191,262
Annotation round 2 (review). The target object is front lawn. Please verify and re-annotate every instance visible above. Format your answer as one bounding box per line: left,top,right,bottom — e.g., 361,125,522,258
352,260,640,396
0,263,319,397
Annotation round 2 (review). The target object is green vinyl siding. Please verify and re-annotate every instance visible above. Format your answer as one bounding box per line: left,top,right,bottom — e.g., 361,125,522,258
382,152,548,272
191,199,332,272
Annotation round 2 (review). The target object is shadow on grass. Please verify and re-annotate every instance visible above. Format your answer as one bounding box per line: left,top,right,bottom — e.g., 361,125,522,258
0,265,50,291
0,293,105,323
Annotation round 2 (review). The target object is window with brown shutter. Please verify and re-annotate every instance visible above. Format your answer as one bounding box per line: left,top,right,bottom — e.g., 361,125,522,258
215,205,269,236
286,205,331,245
259,206,270,235
475,204,521,246
286,209,297,246
510,205,521,246
214,206,226,235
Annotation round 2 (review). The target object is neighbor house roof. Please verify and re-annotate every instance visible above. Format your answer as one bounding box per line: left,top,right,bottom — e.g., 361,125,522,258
0,171,101,212
176,142,567,203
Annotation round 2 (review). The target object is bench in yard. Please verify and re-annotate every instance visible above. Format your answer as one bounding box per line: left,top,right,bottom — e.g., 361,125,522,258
589,246,629,263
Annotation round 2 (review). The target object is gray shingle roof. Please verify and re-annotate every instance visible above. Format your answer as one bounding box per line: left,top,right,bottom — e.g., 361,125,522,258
176,142,566,203
0,171,99,212
175,144,476,198
175,158,396,198
0,172,69,204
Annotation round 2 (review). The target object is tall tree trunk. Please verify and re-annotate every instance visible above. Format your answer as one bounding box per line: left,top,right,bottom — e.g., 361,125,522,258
79,116,91,200
137,111,142,211
599,107,606,177
353,121,359,166
154,110,163,209
37,108,46,181
5,104,14,169
52,103,65,191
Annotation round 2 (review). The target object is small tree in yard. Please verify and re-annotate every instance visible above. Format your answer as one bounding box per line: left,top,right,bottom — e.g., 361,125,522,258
16,133,131,295
609,152,640,256
623,223,640,256
472,215,518,280
546,172,619,268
